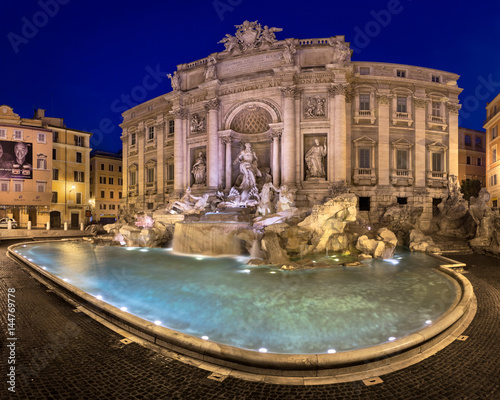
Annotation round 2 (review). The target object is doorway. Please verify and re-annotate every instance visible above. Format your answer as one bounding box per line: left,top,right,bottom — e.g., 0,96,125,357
12,208,20,225
50,211,61,228
71,213,79,228
28,207,37,226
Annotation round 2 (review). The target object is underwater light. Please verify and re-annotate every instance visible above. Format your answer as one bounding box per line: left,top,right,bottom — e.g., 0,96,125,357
270,271,276,274
388,336,396,342
201,336,209,340
154,320,162,325
125,247,135,251
196,257,204,260
327,349,336,354
63,278,69,282
426,320,432,325
258,348,268,353
96,295,103,300
120,307,128,312
139,249,148,252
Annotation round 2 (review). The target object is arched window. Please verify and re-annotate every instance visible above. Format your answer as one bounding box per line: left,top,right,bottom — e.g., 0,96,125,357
464,135,471,146
475,137,482,149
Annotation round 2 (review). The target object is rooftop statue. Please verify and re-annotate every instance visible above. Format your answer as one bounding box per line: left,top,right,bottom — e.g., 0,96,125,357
218,20,282,54
167,71,181,91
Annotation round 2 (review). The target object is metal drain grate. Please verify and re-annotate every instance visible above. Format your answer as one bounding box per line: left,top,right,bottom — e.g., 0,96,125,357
120,338,133,345
457,335,469,341
363,377,383,386
207,372,228,382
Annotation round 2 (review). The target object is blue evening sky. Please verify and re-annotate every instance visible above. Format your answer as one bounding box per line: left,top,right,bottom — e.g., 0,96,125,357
1,0,499,152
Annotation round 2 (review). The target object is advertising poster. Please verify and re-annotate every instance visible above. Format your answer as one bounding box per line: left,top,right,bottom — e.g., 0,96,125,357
0,140,33,179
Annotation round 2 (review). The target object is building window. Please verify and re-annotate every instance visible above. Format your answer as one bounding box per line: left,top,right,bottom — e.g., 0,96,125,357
74,135,84,147
52,192,58,203
130,171,136,185
359,148,371,169
396,70,406,78
37,132,46,143
52,149,57,160
476,137,482,149
13,130,23,140
493,148,497,163
74,171,84,182
432,101,441,117
359,197,371,211
396,149,408,170
147,166,155,183
466,156,471,165
53,169,59,180
118,192,122,199
492,126,498,140
493,199,498,208
52,131,58,143
101,190,105,198
14,182,23,192
100,204,107,210
131,133,136,146
76,193,82,204
359,66,370,75
432,75,440,83
109,204,116,210
397,197,408,205
396,97,407,113
477,158,482,166
110,191,114,199
118,178,123,185
107,177,113,185
148,126,154,140
37,155,47,170
167,164,174,181
0,129,6,139
0,181,9,192
100,176,106,184
464,135,472,146
147,202,154,210
169,120,175,134
100,163,104,170
76,152,82,163
359,94,370,111
491,174,498,186
119,166,122,173
432,153,442,171
108,164,113,172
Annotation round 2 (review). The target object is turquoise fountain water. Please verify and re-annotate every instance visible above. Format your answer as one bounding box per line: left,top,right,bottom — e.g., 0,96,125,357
15,241,457,354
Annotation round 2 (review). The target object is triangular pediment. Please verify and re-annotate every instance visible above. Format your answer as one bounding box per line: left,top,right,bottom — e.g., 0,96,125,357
353,135,376,144
392,138,414,148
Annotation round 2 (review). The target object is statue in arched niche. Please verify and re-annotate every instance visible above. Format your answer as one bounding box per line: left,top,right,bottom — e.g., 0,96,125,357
233,142,261,190
305,138,327,179
191,151,206,185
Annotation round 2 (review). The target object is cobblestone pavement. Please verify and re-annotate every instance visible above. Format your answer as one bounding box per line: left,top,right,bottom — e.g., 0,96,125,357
1,241,499,399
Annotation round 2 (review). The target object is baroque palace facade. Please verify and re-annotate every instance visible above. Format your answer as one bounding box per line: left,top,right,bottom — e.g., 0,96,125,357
121,21,462,227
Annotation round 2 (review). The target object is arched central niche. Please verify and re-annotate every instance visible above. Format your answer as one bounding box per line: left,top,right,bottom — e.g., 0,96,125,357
230,105,273,134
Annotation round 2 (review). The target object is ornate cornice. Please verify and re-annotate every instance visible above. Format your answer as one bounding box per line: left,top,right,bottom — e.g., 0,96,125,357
376,94,392,105
446,102,461,115
204,98,220,111
280,86,297,98
328,84,348,97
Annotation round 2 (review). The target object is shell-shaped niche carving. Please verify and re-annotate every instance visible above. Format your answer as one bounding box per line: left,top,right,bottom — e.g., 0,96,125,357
230,105,272,134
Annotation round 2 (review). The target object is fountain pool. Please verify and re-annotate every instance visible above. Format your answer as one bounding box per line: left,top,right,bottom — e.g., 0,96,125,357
9,240,474,376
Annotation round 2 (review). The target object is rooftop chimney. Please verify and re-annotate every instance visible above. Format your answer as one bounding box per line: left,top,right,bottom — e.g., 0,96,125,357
34,108,45,119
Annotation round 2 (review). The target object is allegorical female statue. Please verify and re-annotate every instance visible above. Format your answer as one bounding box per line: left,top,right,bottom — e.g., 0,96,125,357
305,138,327,179
233,142,261,190
191,151,206,185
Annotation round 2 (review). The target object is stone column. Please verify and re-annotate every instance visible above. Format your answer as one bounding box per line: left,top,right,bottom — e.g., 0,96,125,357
156,122,165,197
137,125,145,208
414,98,428,187
120,134,128,205
447,102,461,177
280,87,297,187
377,94,391,186
205,99,220,189
222,137,232,190
329,84,348,182
172,109,187,194
271,130,282,187
345,89,354,184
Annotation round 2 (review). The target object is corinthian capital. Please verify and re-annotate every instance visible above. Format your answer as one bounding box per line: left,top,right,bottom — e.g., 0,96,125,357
271,129,283,139
376,93,392,105
204,98,220,111
171,108,189,120
446,102,461,114
328,84,348,97
280,86,297,98
220,136,232,145
413,97,429,108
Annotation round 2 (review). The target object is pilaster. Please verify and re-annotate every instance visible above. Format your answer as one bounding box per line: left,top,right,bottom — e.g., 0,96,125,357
377,94,391,186
414,98,428,187
447,102,461,177
281,86,297,187
205,98,220,189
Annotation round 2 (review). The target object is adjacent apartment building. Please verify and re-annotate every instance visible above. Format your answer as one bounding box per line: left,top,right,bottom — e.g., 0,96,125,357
0,106,52,226
458,127,486,185
89,151,123,224
485,93,500,208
